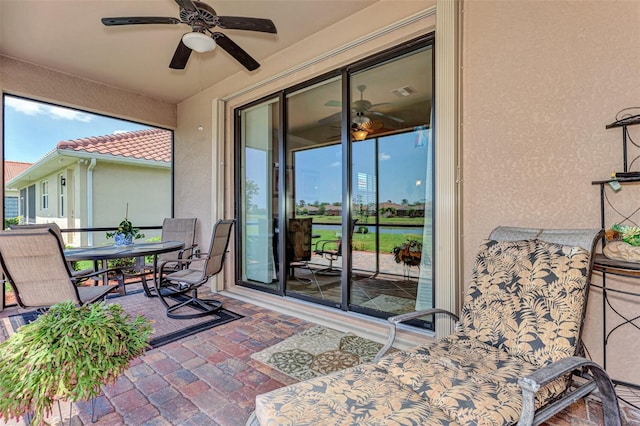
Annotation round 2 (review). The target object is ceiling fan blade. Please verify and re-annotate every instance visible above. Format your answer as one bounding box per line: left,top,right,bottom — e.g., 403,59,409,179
216,16,277,33
212,33,260,71
324,100,341,108
169,39,192,70
318,112,342,126
174,0,198,12
101,16,181,26
370,110,405,123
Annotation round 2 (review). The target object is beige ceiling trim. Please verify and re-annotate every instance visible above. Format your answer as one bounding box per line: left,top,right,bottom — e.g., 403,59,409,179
221,6,436,103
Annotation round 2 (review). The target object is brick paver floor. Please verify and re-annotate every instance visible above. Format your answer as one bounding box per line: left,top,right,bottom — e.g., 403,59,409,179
1,293,639,425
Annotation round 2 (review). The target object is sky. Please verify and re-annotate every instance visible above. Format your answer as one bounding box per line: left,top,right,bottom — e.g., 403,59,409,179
247,129,432,208
3,95,153,163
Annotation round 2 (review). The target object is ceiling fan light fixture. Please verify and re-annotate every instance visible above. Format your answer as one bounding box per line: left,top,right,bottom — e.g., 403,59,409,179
352,128,368,141
182,32,216,53
353,114,371,125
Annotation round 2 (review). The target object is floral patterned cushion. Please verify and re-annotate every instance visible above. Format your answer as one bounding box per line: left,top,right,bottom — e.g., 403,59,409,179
460,239,589,368
376,333,567,425
255,363,457,426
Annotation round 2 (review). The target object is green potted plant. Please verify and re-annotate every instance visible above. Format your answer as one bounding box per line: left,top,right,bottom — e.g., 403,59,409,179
106,218,145,246
0,301,153,425
106,204,145,246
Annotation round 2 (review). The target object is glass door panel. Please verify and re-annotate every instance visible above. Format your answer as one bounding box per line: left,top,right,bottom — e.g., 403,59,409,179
239,98,280,291
285,77,343,306
349,46,434,317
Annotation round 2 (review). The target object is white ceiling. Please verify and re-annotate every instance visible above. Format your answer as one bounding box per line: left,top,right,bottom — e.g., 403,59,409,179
0,0,379,104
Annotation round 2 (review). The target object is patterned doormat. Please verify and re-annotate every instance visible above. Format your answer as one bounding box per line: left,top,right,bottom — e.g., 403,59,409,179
0,287,243,349
360,294,416,315
251,325,385,381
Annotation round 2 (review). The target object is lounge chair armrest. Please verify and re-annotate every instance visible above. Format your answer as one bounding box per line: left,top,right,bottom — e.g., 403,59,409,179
517,357,621,426
373,308,459,362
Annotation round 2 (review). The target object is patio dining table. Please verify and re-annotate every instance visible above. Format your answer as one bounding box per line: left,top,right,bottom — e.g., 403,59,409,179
64,241,184,297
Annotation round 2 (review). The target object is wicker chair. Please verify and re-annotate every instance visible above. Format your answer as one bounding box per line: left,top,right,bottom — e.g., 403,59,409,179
0,228,117,309
252,226,621,426
154,219,233,319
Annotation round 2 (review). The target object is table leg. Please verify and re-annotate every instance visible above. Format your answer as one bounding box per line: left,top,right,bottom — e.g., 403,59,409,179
137,255,156,297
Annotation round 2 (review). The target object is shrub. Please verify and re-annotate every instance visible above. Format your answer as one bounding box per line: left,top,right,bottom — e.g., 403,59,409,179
0,301,153,425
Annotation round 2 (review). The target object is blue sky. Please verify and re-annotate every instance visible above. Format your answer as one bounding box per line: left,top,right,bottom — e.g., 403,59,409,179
247,129,432,208
3,95,153,163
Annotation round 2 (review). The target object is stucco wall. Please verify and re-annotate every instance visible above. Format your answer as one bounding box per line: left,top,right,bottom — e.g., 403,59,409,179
0,56,176,129
462,0,640,383
92,162,171,245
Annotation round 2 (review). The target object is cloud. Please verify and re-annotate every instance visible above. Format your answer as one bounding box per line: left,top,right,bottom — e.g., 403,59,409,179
5,97,40,115
380,153,391,161
5,96,93,122
113,130,129,134
331,161,341,167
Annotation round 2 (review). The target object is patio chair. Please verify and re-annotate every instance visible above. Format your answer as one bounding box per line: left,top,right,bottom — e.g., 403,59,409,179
144,217,198,289
154,219,234,319
8,223,96,281
252,226,621,426
313,219,358,275
287,218,319,287
0,228,118,309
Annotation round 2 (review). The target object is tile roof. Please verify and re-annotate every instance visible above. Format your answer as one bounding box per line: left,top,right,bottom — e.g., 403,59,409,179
56,129,172,163
4,161,32,182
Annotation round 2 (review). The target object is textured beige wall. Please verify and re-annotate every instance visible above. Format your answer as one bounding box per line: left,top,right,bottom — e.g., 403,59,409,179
0,56,176,129
462,0,640,382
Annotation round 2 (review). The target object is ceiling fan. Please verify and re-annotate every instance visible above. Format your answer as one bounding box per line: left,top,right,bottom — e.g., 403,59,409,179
101,0,277,71
319,84,405,126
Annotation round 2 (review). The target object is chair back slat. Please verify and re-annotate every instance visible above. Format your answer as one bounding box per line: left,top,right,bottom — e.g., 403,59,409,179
204,220,234,278
0,229,79,307
9,222,66,245
159,218,197,261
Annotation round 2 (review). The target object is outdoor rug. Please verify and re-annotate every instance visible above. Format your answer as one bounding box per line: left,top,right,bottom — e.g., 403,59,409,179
0,286,243,349
251,325,386,381
360,294,416,315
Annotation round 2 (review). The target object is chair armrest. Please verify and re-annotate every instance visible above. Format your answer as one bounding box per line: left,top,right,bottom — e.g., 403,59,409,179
314,239,341,253
157,254,210,277
373,308,459,362
177,243,198,260
517,357,621,426
69,266,124,284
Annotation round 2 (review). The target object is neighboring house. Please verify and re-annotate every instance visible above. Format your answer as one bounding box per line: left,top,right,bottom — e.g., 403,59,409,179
4,161,32,220
5,129,172,247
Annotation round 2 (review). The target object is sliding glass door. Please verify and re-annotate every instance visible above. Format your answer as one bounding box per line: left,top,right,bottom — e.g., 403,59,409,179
238,98,280,291
348,46,434,316
285,77,343,306
236,35,434,319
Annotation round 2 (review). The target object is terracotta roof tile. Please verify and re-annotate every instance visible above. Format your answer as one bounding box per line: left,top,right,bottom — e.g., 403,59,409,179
5,161,32,182
57,129,172,163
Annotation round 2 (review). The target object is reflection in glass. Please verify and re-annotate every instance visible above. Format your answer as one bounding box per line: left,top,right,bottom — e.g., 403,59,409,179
239,99,280,289
349,46,433,317
285,77,343,305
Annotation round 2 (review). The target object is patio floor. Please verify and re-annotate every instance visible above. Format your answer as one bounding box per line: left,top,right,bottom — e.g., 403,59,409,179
1,292,640,425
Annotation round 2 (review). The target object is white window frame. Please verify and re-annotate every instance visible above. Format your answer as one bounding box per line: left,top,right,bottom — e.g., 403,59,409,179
41,180,49,210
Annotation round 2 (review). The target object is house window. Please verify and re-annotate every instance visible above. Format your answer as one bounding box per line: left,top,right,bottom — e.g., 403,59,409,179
41,180,49,210
59,174,65,217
